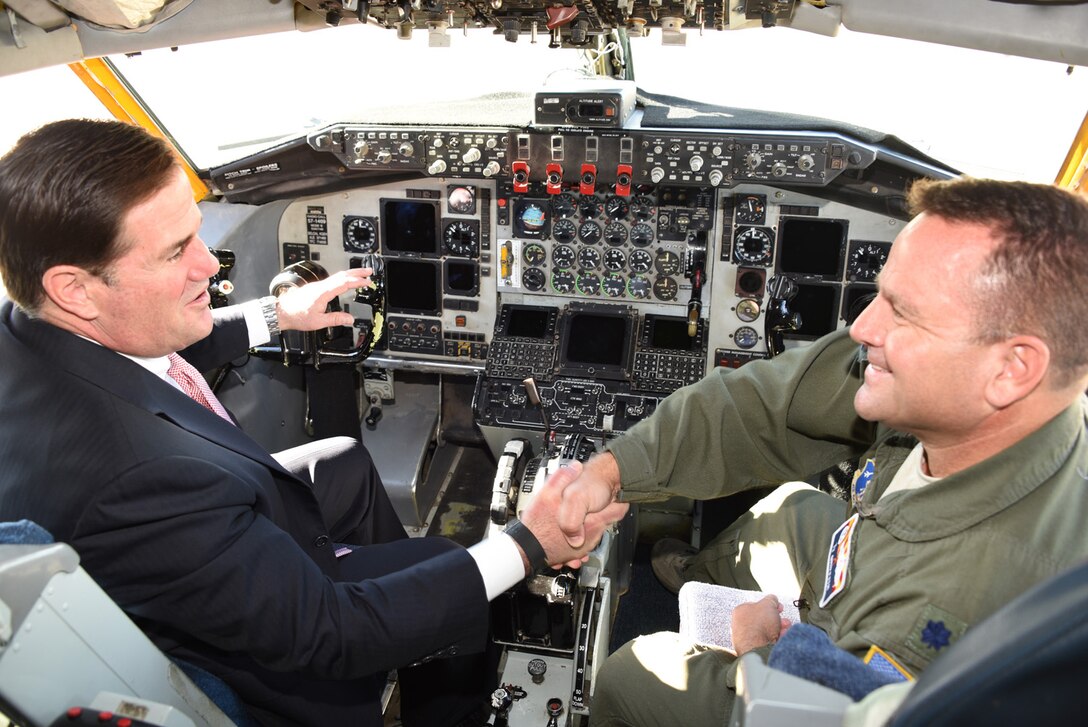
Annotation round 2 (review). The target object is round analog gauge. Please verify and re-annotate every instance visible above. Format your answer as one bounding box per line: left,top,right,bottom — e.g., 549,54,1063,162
577,271,602,296
577,247,601,270
632,195,656,220
579,195,603,219
604,195,630,220
734,326,760,350
848,241,891,282
627,274,651,300
443,220,479,257
654,250,681,276
343,216,377,253
552,244,575,269
733,226,775,265
579,220,603,245
522,267,546,291
604,222,628,246
736,298,761,322
550,192,577,219
628,249,652,274
551,269,576,294
653,276,679,301
603,248,627,272
523,242,546,266
602,272,627,298
735,194,766,225
447,186,476,214
630,222,655,247
551,218,576,244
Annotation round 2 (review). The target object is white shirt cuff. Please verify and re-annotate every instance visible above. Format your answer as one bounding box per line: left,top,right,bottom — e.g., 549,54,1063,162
467,532,527,601
241,299,272,346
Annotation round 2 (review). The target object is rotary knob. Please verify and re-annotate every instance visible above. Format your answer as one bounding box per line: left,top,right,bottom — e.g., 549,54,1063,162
528,657,547,684
376,150,392,164
745,152,763,170
689,155,704,172
798,154,815,172
483,160,501,177
462,147,482,164
771,161,787,177
427,159,448,175
398,142,415,157
708,169,723,186
352,141,370,157
650,166,665,183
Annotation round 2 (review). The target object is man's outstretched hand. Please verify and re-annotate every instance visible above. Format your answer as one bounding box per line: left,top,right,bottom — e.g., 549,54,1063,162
556,453,625,550
519,460,629,569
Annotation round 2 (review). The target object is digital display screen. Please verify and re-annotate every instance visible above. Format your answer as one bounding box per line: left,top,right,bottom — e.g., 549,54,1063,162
385,259,440,315
777,218,847,279
787,283,840,339
503,307,553,339
648,316,699,352
513,198,549,240
444,260,478,296
559,311,632,378
381,199,439,254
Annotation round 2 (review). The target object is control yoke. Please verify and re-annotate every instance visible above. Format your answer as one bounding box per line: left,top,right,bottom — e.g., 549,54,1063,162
250,257,386,367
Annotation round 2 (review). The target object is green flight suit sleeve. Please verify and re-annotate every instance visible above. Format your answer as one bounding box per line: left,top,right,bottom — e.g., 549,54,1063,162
606,329,877,502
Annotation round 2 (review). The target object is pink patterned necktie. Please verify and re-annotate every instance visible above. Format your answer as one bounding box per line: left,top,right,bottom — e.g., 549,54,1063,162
166,353,234,424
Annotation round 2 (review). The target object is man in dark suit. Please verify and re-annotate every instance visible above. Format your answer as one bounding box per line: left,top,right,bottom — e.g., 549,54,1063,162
0,119,628,726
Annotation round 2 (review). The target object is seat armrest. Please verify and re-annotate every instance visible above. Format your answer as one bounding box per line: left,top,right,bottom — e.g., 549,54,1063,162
730,653,852,727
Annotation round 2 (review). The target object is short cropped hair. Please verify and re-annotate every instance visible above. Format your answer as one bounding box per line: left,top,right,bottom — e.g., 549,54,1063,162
908,177,1088,387
0,119,178,313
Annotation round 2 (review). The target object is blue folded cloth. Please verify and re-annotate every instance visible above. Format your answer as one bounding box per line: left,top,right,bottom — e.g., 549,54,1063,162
0,519,54,545
768,623,901,701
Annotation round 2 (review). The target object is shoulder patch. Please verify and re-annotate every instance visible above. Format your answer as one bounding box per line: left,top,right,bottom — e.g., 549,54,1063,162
864,645,914,682
851,458,876,509
904,604,968,662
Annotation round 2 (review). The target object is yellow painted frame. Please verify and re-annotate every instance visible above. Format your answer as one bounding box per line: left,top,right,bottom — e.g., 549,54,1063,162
68,57,210,201
1056,108,1088,194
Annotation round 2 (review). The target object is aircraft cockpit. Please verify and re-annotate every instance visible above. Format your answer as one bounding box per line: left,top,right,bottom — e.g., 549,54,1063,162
1,1,1087,725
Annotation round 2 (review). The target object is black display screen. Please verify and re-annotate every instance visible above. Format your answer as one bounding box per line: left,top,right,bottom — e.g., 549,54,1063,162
561,312,631,374
444,260,478,296
842,284,878,325
788,283,840,339
649,316,699,352
777,218,847,279
382,199,439,254
385,259,440,314
503,307,552,339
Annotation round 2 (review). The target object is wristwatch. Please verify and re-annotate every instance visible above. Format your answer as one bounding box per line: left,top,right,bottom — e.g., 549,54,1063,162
258,295,281,336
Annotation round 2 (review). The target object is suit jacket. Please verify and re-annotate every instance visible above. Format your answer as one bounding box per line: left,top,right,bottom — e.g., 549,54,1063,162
0,300,490,725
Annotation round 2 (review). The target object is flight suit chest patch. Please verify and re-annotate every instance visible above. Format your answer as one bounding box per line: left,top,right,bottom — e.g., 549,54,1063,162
904,604,968,662
819,513,860,608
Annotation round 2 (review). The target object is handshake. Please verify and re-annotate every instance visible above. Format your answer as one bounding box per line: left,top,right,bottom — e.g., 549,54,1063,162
513,454,628,571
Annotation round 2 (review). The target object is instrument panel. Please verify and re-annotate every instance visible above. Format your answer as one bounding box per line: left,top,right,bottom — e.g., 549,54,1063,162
262,122,910,440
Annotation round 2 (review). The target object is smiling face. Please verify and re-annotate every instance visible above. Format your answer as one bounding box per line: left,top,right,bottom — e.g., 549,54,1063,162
83,166,221,357
849,213,1008,442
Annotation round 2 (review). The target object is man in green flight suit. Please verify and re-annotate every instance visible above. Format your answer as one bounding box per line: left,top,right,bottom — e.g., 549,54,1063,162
556,177,1088,725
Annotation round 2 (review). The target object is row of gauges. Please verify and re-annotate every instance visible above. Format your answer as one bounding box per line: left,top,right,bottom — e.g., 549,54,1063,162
523,268,679,301
549,218,656,247
523,243,682,276
342,215,481,258
549,193,657,221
